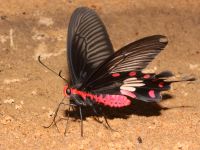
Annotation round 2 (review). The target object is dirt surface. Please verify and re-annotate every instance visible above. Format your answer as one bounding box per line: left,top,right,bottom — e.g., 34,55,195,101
0,0,200,149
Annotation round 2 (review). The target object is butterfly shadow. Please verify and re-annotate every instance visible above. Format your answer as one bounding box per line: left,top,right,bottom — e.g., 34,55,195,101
63,93,192,121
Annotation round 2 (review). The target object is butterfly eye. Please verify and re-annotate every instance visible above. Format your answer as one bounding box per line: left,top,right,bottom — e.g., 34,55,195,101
66,88,71,95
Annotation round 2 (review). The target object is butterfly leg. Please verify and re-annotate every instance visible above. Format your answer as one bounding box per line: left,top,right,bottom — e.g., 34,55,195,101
93,116,103,123
71,95,85,136
92,106,103,123
79,106,84,137
92,106,116,130
43,97,65,131
64,104,71,136
103,113,118,132
44,97,76,132
92,106,117,132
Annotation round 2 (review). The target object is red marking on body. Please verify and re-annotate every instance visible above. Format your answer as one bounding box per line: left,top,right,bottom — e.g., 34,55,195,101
149,90,155,98
158,82,164,88
143,74,151,79
70,88,130,108
129,71,136,77
71,89,87,100
120,89,136,99
112,73,120,77
63,85,68,96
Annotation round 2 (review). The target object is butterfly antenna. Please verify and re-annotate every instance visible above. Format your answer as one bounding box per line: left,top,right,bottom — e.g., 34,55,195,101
38,56,68,83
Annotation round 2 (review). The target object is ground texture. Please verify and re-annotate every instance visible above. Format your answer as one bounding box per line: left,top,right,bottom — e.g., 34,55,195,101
0,0,200,149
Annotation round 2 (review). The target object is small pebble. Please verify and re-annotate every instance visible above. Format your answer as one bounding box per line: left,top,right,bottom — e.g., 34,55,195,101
3,79,20,84
0,15,7,20
38,17,54,26
47,110,54,118
189,64,199,70
1,115,14,125
31,90,37,95
137,136,143,144
15,105,22,110
3,98,14,104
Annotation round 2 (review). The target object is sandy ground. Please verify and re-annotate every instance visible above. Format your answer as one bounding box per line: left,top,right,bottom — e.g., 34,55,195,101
0,0,200,149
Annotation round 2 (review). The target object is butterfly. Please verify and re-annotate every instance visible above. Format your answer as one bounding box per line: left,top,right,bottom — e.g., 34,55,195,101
39,7,194,136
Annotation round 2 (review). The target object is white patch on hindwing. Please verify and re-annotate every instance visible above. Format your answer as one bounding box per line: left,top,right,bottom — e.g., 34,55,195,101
120,86,136,91
120,77,145,92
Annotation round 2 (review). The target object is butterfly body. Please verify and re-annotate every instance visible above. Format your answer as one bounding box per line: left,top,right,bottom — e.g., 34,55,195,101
64,87,131,108
64,7,176,117
64,69,172,109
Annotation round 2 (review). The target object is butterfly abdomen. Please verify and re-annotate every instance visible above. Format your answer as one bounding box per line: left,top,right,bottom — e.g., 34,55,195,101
70,88,131,108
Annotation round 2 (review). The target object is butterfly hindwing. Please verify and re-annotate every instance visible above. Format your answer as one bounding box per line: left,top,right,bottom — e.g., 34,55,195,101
67,7,114,85
89,71,172,102
80,35,170,103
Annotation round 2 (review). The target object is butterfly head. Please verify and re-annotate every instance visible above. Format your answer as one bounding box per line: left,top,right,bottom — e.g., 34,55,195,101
64,84,71,96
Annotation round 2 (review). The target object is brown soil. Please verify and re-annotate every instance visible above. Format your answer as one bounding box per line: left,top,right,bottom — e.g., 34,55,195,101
0,0,200,149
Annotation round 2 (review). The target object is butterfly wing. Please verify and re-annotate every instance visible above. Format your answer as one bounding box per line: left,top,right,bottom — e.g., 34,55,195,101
67,7,114,86
81,35,170,105
83,35,168,88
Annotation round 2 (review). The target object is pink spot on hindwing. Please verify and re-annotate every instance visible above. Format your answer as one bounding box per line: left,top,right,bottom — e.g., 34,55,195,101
112,73,120,77
158,82,164,88
149,90,155,98
129,71,136,76
143,74,151,79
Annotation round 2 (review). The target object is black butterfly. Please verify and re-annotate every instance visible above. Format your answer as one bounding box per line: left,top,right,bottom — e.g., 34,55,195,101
39,7,194,136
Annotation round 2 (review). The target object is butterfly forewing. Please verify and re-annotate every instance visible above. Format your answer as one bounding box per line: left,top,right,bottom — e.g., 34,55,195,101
83,35,168,89
67,7,114,85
